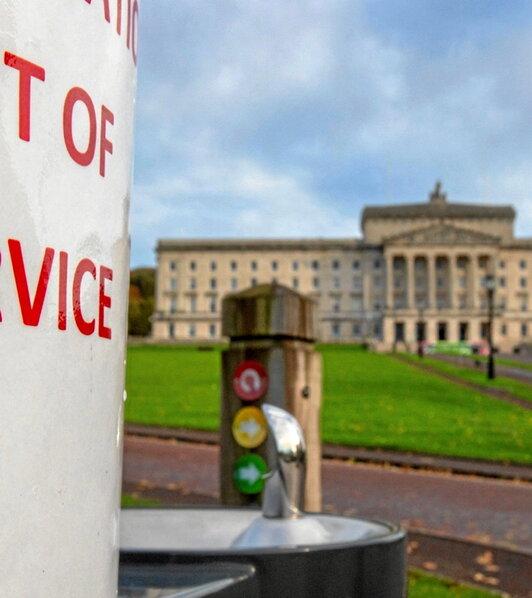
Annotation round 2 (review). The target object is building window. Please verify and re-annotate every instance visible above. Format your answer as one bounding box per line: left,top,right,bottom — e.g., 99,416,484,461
374,259,381,269
292,260,299,271
352,323,361,337
520,296,528,312
499,277,506,288
519,260,527,270
251,261,258,271
415,276,425,290
333,277,341,289
210,278,217,290
458,295,467,309
352,260,360,270
353,276,362,290
499,260,505,269
271,261,278,271
209,324,216,338
438,322,447,341
394,276,402,289
189,277,196,290
394,322,405,342
521,323,528,337
189,296,196,313
230,261,238,271
459,322,468,341
209,297,217,313
292,278,299,289
231,278,238,290
272,277,278,284
394,297,405,309
374,301,382,310
332,260,340,270
312,277,320,289
393,260,403,271
170,261,176,271
437,297,447,309
188,324,196,338
436,276,445,289
168,323,175,338
373,322,382,337
500,324,507,336
499,296,507,310
169,298,177,314
331,323,340,338
169,277,177,291
251,278,257,286
332,299,340,313
373,275,382,288
352,296,363,311
311,260,320,271
520,277,527,289
189,261,196,271
458,276,466,289
210,261,217,271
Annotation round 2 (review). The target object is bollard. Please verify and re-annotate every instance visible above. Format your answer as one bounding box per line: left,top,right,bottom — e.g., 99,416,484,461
0,2,138,596
220,283,322,511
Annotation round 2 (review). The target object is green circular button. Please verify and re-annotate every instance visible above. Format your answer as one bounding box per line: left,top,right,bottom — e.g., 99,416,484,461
233,454,268,495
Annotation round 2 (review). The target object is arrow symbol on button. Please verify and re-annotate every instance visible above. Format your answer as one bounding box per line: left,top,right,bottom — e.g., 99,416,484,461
237,463,262,485
238,417,261,439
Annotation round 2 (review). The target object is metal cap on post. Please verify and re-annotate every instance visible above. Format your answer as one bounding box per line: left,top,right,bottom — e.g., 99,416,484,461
220,284,322,511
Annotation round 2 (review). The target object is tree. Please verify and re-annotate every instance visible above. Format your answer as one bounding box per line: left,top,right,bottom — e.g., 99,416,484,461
128,268,155,336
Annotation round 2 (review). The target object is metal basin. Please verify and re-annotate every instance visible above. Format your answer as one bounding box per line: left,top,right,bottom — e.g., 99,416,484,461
120,507,407,597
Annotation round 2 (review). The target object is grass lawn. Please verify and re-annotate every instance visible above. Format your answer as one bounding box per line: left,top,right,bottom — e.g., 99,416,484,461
400,353,532,403
408,570,502,598
320,346,531,462
125,344,532,463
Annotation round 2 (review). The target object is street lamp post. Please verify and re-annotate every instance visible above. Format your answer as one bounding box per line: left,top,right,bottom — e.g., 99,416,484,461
485,274,496,380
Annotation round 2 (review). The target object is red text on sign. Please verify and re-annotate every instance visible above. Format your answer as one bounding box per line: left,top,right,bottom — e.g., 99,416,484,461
3,52,45,142
6,239,113,339
63,87,114,177
83,0,139,65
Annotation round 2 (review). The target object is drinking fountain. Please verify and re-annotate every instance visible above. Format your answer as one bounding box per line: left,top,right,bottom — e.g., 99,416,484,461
119,405,407,597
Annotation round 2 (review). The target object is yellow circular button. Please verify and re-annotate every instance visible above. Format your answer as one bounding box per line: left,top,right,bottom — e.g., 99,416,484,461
232,406,268,449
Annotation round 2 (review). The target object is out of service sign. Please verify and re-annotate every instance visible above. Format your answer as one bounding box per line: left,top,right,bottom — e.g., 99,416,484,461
0,2,138,596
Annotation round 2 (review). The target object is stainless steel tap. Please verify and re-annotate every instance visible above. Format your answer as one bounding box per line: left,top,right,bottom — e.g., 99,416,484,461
261,404,306,519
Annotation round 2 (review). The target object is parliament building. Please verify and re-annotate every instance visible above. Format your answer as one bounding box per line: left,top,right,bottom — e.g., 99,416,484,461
152,183,531,353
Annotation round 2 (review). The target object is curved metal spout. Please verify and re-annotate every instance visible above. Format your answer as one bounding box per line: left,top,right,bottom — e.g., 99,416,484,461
261,404,306,519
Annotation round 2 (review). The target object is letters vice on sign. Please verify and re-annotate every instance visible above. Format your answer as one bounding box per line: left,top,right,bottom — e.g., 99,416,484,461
0,239,113,340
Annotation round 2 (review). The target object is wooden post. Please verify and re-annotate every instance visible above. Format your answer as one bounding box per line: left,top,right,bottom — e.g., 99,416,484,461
220,283,322,512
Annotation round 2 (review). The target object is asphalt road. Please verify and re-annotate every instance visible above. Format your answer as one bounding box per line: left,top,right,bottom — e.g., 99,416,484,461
122,435,532,552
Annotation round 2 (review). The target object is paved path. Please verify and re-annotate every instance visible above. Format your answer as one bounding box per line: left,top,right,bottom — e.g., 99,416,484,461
123,435,532,552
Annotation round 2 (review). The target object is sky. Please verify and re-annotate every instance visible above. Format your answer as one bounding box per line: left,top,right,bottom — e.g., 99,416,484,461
130,0,532,267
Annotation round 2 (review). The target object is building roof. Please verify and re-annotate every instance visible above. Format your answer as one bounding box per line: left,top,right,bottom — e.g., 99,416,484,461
157,238,374,252
361,181,515,228
362,201,515,227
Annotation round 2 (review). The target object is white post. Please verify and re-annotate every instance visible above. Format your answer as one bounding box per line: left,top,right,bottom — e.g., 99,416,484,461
0,1,138,596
